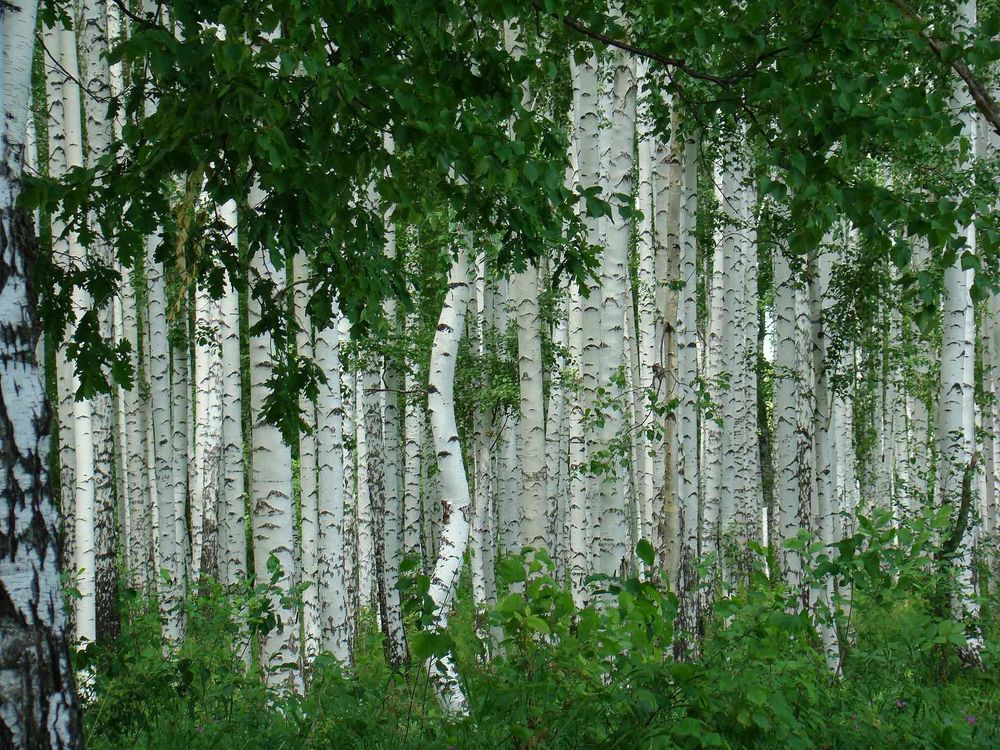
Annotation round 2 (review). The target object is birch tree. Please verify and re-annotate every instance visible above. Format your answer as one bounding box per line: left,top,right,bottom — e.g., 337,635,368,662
0,0,82,744
424,243,473,715
595,44,635,577
316,312,351,662
248,238,301,691
217,201,246,588
936,0,981,651
79,0,119,644
674,132,701,655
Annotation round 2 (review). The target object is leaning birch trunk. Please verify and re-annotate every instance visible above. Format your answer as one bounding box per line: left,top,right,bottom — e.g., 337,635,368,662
0,1,83,743
424,244,473,715
674,133,701,657
248,240,302,692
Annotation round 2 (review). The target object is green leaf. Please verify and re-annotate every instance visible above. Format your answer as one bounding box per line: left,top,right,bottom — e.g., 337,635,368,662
497,556,527,584
524,615,550,635
636,539,655,567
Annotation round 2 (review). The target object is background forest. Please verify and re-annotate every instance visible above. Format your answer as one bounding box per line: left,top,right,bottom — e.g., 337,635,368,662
2,0,1000,748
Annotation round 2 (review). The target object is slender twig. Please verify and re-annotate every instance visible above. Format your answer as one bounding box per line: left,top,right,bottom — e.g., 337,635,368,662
36,32,112,104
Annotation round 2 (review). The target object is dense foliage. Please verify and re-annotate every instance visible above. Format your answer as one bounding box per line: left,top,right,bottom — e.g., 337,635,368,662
81,511,1000,749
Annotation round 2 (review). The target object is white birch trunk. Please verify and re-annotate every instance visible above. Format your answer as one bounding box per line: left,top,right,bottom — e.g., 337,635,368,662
58,20,99,646
425,245,473,715
936,0,980,647
566,70,589,595
146,237,183,639
0,1,82,742
634,58,658,549
365,373,409,667
403,360,424,562
567,279,590,606
728,143,762,572
248,240,302,691
595,46,634,577
218,201,246,588
702,159,729,565
494,278,521,554
79,0,119,644
191,280,224,580
342,350,359,628
295,253,321,664
809,246,840,668
655,104,682,579
546,302,569,577
503,23,548,554
169,323,190,604
315,311,351,662
376,182,408,667
355,375,374,607
43,21,77,588
675,133,701,655
772,240,814,604
513,264,547,551
571,50,601,574
471,255,497,609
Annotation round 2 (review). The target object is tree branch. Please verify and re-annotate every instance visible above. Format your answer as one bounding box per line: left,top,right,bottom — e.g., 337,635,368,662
889,0,1000,136
528,0,734,85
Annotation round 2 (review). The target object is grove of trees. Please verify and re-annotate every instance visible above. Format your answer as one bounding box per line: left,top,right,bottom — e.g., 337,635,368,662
1,0,1000,748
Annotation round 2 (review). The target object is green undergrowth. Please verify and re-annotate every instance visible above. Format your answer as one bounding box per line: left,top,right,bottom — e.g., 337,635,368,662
82,513,1000,749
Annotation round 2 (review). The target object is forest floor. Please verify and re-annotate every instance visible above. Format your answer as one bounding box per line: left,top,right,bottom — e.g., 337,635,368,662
81,537,1000,750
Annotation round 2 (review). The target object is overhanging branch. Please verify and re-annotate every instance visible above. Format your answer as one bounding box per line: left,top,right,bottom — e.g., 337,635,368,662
890,0,1000,136
528,0,734,85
